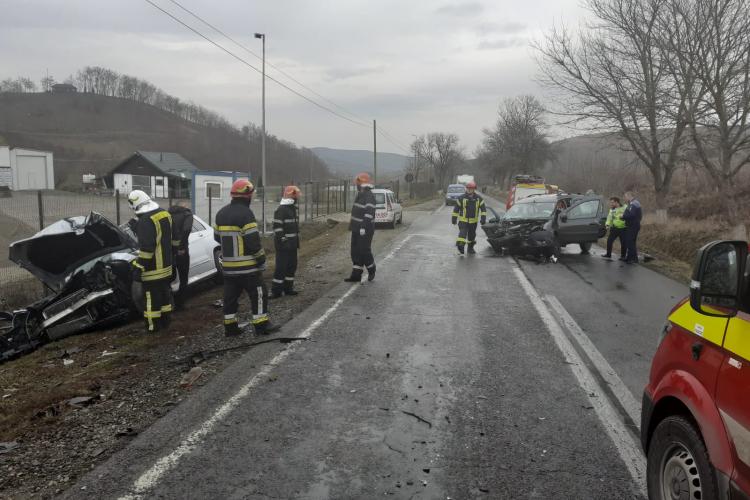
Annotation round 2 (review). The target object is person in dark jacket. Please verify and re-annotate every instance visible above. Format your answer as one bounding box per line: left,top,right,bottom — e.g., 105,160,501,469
345,172,377,282
168,201,193,309
271,185,301,298
127,190,173,333
213,179,280,336
451,181,486,255
622,191,643,264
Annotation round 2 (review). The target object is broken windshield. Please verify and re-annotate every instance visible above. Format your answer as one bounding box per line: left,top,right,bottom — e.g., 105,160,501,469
504,201,555,220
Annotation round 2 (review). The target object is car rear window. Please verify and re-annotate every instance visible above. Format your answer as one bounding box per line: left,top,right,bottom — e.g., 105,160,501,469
448,185,465,193
374,193,386,205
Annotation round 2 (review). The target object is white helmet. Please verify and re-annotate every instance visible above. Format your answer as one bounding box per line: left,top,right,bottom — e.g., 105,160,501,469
128,190,159,214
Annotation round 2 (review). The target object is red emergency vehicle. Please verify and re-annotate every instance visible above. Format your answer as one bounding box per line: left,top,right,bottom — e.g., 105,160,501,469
641,240,750,500
505,175,559,210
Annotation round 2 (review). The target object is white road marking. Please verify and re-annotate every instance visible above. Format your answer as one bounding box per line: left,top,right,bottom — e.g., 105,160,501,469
512,266,647,498
120,284,360,499
120,230,425,498
546,295,641,429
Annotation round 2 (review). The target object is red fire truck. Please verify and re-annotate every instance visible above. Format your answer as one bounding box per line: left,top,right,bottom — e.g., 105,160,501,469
641,240,750,499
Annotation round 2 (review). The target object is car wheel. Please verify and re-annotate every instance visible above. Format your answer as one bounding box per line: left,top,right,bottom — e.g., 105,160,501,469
213,248,224,285
647,415,719,500
579,242,592,254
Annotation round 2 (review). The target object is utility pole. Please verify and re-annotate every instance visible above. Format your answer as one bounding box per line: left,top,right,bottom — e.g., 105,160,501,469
373,120,377,185
255,32,267,234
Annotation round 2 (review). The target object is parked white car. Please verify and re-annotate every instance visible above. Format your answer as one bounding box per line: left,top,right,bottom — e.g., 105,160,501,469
183,214,222,287
372,189,403,229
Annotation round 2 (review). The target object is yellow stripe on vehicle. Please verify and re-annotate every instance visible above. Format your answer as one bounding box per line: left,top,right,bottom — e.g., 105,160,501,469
723,311,750,362
668,302,729,347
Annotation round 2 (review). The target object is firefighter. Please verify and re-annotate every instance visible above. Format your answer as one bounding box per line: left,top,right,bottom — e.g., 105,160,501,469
271,185,301,298
451,181,486,255
168,201,193,309
213,179,280,336
345,172,376,282
601,197,626,260
127,190,173,333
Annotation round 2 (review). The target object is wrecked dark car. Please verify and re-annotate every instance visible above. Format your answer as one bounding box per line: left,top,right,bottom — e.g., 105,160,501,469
482,193,607,259
1,213,138,361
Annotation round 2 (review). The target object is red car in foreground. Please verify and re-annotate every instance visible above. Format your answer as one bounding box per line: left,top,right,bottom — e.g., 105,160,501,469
642,240,750,500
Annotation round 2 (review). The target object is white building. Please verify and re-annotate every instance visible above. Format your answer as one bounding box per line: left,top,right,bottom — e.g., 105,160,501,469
0,146,55,190
191,171,251,225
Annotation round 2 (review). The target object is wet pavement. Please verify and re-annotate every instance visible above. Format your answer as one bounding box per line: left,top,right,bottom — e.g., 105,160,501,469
68,195,678,499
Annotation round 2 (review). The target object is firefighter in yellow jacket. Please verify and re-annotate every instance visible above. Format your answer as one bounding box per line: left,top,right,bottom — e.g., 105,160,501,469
213,179,280,337
451,181,486,255
128,190,173,333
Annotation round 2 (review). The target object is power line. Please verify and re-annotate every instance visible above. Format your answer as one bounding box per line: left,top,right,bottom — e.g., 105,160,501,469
162,0,415,155
166,0,369,127
143,0,370,128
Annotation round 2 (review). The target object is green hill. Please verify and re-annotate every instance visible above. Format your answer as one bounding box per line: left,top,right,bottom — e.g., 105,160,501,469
0,92,329,189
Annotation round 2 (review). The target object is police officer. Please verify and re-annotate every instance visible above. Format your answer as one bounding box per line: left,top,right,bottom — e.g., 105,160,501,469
213,179,280,336
168,201,193,309
622,191,643,264
451,181,486,255
271,185,301,298
128,190,173,333
345,172,376,282
601,197,626,260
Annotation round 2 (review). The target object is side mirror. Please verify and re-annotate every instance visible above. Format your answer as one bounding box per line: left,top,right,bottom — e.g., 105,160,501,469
689,240,747,317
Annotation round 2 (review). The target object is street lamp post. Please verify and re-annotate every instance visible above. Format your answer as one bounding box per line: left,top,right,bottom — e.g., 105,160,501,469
254,32,266,235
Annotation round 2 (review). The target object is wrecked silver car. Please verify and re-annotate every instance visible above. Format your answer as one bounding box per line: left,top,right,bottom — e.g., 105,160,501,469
1,212,138,361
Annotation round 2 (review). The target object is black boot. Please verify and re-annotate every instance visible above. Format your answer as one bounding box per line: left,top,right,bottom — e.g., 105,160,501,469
457,244,465,256
254,321,281,335
224,323,242,337
284,289,299,296
344,267,363,282
467,245,476,255
367,264,376,282
270,290,283,299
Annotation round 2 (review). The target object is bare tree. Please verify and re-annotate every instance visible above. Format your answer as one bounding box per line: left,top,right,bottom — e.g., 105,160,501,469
477,95,552,188
405,136,428,182
40,75,55,92
664,0,750,220
536,0,689,208
417,133,464,188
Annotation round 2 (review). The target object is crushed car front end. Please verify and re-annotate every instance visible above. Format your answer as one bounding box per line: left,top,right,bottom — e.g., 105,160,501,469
1,212,138,361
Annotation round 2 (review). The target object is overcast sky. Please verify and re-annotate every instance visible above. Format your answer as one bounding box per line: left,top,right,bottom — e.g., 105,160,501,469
1,0,588,155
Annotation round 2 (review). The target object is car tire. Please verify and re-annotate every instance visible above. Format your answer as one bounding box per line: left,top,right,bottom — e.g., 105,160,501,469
647,415,719,500
579,242,592,254
213,248,224,285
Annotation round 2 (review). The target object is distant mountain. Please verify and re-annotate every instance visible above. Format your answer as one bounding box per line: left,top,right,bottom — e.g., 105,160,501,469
311,147,410,178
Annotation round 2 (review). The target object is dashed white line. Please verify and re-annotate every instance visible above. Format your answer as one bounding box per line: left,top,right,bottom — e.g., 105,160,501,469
512,266,647,498
546,295,641,429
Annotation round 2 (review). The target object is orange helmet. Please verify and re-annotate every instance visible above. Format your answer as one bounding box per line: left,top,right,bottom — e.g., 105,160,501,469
466,181,477,189
355,172,373,187
283,185,301,199
230,179,254,198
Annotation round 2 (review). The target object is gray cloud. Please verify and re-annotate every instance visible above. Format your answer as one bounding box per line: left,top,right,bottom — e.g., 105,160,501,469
435,2,484,17
478,37,528,50
475,21,527,35
326,65,387,81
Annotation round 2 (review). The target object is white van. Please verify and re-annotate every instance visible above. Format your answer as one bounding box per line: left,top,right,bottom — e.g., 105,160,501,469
372,189,403,229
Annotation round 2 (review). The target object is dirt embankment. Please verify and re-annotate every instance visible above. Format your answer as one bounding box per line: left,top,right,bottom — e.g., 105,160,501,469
0,200,438,499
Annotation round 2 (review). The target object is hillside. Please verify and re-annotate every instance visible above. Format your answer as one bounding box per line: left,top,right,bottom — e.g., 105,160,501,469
0,92,330,189
311,147,410,178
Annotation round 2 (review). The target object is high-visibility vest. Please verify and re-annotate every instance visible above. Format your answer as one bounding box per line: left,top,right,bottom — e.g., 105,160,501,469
213,200,266,276
133,208,173,282
452,195,487,224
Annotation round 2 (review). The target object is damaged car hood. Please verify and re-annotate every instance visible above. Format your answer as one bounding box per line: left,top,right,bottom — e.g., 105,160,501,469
9,212,137,292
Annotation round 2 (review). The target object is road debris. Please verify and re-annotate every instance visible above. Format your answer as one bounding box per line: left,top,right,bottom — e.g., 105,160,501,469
401,410,433,428
181,337,309,366
0,442,19,454
115,427,137,438
63,359,74,366
180,367,204,388
68,396,97,408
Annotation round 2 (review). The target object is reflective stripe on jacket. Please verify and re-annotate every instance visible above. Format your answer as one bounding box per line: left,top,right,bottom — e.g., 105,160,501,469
133,208,173,282
350,189,376,233
452,194,487,224
213,199,266,275
606,206,626,229
273,203,299,250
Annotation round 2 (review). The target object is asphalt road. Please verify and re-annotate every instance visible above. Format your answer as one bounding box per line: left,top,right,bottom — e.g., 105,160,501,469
68,195,686,499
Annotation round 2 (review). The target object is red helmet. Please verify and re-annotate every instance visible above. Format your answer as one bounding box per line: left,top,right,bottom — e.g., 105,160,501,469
283,185,301,199
466,181,477,189
230,179,255,199
355,172,373,187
